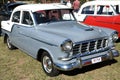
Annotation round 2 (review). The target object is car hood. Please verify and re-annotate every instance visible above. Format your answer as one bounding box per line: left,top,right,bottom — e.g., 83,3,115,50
37,21,108,42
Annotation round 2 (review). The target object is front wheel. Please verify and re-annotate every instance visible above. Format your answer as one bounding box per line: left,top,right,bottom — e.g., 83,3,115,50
41,51,59,77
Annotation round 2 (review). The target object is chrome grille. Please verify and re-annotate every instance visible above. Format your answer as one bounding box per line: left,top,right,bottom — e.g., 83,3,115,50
73,38,108,54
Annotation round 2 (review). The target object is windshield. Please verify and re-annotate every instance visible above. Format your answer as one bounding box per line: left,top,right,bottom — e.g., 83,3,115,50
33,9,75,24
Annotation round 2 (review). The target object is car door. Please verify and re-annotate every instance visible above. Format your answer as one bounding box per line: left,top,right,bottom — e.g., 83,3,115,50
11,10,36,57
92,5,115,28
10,10,21,45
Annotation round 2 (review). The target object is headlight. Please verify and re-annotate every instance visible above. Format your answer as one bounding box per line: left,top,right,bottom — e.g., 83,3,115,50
61,39,73,53
112,32,118,42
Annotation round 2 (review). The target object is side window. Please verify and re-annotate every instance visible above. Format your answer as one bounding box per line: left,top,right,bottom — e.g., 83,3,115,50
97,5,113,15
81,5,95,14
12,11,20,23
34,11,47,24
22,11,33,25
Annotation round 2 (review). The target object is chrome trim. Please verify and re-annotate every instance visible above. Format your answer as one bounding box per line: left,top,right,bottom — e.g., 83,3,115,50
54,50,119,71
73,37,108,45
59,47,110,61
111,31,119,42
54,59,81,71
73,37,109,55
61,39,73,53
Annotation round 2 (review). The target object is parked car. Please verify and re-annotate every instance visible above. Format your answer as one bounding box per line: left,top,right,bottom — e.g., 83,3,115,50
0,2,26,20
0,2,25,35
1,3,119,76
75,0,120,37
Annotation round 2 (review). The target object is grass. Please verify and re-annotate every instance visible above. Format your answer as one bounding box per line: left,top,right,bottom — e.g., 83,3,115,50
0,36,120,80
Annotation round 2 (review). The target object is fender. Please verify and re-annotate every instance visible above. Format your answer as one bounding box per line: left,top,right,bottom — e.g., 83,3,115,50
1,20,14,32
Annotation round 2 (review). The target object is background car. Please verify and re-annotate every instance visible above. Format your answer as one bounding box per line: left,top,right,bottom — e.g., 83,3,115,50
0,2,25,20
0,2,25,35
75,0,120,37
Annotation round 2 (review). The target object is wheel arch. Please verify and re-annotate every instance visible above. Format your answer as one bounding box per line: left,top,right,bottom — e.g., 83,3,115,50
3,33,8,43
37,48,60,76
37,48,52,62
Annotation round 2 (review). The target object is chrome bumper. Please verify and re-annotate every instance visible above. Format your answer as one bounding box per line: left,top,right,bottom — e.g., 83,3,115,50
54,50,119,71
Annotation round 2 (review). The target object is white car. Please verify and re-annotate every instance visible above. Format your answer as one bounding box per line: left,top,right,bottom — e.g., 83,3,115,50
75,0,120,37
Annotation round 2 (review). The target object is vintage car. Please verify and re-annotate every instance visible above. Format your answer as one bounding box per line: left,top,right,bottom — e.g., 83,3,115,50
1,3,119,76
75,0,120,37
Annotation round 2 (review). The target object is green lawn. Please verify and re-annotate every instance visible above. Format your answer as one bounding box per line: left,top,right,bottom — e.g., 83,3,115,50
0,36,120,80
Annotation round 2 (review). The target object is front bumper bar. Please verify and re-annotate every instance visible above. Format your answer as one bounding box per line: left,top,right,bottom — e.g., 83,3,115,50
54,50,119,71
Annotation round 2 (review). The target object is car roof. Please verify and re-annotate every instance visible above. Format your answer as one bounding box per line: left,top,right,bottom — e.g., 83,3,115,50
4,2,26,7
82,0,120,7
14,3,71,12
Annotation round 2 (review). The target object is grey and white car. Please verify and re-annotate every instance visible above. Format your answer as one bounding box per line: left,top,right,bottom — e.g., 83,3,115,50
1,3,119,76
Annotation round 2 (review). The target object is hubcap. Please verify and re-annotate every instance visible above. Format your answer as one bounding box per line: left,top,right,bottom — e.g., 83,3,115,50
43,56,52,73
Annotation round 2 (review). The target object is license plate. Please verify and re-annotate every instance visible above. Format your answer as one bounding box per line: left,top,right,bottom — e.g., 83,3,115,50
91,57,102,64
